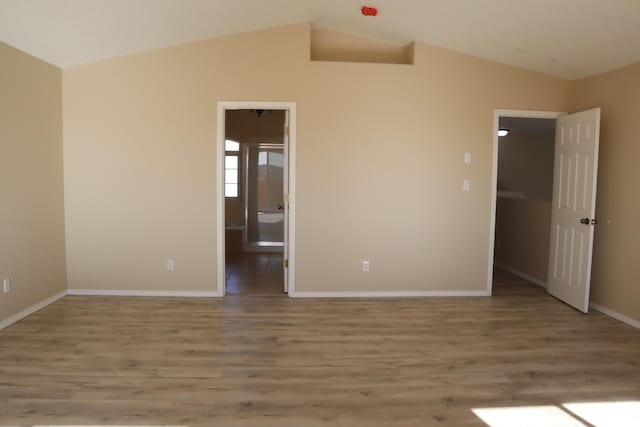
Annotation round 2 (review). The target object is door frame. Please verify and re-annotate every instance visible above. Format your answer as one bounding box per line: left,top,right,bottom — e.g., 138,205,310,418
216,101,297,296
486,109,565,295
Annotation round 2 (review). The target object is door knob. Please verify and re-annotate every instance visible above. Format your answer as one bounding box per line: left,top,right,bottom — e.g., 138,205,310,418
277,204,283,210
580,218,590,225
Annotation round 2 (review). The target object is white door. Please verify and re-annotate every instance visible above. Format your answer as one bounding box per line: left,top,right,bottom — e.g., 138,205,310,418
547,108,601,312
283,110,290,293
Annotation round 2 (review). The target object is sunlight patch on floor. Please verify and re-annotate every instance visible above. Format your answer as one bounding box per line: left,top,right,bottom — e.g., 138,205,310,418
563,401,640,427
472,405,586,427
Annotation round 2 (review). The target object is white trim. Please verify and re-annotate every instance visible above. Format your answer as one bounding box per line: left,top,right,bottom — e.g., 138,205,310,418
287,106,297,296
290,290,491,298
488,109,565,295
216,101,297,297
494,262,547,288
496,110,567,120
0,290,67,330
590,302,640,330
67,289,221,297
216,103,226,297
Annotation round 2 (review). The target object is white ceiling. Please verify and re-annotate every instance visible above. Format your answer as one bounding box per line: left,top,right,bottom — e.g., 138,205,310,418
1,0,640,78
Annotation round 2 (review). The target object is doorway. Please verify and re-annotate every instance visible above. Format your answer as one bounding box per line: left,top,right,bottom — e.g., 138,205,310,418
487,110,565,294
488,110,563,298
493,116,557,289
216,102,296,296
488,109,601,313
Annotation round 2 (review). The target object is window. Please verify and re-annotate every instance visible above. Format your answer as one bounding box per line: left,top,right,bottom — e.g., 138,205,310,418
225,139,240,152
225,140,240,198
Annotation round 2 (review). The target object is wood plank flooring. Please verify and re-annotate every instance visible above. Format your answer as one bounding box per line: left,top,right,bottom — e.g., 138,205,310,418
0,269,639,426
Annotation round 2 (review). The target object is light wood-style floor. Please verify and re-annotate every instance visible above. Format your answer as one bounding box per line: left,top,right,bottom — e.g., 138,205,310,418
1,269,639,426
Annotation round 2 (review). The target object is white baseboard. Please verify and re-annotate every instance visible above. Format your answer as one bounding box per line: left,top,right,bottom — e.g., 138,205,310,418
290,290,491,298
67,289,221,297
0,290,67,331
590,302,640,330
494,262,547,288
69,289,489,299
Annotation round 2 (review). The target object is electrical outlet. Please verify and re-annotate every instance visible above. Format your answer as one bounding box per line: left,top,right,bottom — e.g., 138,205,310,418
166,259,175,272
463,180,471,192
3,278,10,294
464,152,472,164
362,261,370,272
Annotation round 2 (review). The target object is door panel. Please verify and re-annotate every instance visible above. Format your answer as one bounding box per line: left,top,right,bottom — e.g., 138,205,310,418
547,108,600,312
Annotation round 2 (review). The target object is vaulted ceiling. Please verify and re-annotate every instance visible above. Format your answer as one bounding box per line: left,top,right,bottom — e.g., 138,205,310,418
1,0,640,79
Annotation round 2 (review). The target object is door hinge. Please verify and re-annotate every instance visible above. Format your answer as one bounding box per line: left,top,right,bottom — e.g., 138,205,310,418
285,126,289,137
284,259,289,268
285,193,289,203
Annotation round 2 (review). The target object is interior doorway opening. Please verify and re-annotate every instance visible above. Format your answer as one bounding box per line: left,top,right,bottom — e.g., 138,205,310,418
217,103,296,296
493,116,557,290
488,109,601,313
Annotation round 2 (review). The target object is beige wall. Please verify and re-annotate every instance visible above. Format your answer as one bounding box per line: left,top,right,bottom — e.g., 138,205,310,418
570,62,640,322
311,28,413,65
0,42,66,324
62,23,570,293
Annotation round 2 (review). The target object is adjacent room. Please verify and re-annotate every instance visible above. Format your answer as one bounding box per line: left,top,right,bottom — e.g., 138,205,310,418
1,1,639,426
224,109,287,295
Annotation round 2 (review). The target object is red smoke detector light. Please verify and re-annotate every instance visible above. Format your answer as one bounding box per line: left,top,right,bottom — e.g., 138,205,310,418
361,6,378,16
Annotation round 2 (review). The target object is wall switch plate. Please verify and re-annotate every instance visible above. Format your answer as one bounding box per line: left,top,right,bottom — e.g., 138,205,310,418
362,261,370,272
3,278,10,294
463,180,471,192
464,152,472,164
166,260,175,272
